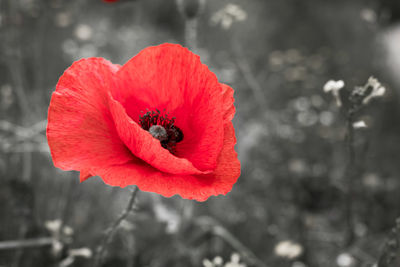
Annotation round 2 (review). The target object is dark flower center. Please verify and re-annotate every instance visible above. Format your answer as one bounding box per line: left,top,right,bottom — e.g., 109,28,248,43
139,109,183,154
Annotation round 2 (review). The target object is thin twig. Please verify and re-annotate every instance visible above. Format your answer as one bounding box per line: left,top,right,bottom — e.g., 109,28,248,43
232,44,268,109
92,186,139,267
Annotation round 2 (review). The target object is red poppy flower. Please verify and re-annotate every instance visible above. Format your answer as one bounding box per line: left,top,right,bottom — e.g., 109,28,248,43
47,43,240,201
103,0,119,2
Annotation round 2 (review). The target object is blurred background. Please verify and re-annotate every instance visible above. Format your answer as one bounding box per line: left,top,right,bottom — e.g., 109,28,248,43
1,0,400,266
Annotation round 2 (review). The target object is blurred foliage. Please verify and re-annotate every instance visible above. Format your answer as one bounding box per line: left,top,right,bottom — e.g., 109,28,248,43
1,0,400,267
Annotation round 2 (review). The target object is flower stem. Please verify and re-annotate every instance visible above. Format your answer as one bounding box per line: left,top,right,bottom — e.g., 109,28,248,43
344,112,356,246
93,186,139,267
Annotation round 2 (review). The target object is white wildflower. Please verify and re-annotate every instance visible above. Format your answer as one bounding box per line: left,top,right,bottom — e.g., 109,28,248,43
362,76,386,104
323,80,345,107
225,253,247,267
203,259,214,267
45,219,62,233
352,120,367,129
274,240,303,259
336,253,356,267
213,256,223,265
323,80,345,93
203,253,246,267
211,4,247,30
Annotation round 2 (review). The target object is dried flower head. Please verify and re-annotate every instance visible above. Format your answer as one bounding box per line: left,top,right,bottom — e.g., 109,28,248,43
323,80,345,107
362,76,386,104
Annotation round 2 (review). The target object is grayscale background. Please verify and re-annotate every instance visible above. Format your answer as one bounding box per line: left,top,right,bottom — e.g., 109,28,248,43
1,0,400,266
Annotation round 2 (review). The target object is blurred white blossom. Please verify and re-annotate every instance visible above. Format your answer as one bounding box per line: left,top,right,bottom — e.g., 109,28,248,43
63,225,74,236
203,253,246,267
362,173,382,189
59,247,93,267
74,24,93,41
274,240,303,259
323,80,345,93
336,253,356,267
323,80,345,107
362,76,386,104
203,259,214,267
153,197,181,233
45,219,62,233
360,8,377,23
225,253,246,267
213,256,223,265
45,219,74,237
211,4,247,29
352,120,367,129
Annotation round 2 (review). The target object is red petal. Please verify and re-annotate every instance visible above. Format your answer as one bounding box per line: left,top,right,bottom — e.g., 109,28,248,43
107,93,207,175
93,122,240,201
221,83,236,122
113,44,225,172
47,58,133,173
79,170,92,182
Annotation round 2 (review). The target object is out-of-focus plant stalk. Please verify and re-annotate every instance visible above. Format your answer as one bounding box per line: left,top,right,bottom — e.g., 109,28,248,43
324,77,386,247
377,218,400,267
5,0,34,184
93,186,139,267
0,238,54,250
2,1,38,266
344,111,356,246
176,0,205,50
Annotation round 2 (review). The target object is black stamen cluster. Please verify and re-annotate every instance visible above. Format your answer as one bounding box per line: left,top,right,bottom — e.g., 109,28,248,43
139,109,183,153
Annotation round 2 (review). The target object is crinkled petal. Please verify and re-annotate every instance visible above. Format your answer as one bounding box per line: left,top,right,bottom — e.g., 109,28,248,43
221,83,236,122
47,58,133,173
107,93,208,175
93,122,240,201
113,44,224,172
